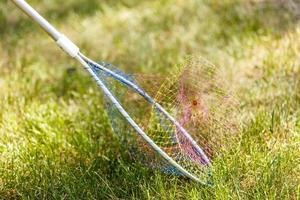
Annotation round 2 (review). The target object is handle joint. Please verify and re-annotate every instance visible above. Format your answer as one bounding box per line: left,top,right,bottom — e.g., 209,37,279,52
56,35,80,57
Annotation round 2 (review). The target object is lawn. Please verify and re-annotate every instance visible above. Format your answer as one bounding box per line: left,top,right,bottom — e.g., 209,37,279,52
0,0,299,199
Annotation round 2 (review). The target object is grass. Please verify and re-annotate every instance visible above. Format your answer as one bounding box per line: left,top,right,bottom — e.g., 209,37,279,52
0,0,299,199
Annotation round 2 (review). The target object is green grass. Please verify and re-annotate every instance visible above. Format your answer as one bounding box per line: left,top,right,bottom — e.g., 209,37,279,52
0,0,299,199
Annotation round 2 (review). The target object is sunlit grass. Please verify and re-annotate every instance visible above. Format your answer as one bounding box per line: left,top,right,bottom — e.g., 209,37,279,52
0,0,299,199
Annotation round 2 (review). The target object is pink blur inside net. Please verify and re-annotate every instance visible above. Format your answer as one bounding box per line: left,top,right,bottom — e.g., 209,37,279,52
100,56,239,183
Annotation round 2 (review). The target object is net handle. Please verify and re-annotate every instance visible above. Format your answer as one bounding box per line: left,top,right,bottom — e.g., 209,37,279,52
12,0,80,58
12,0,61,40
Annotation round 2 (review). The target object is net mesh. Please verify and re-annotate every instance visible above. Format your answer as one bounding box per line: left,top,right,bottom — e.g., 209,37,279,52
91,56,238,183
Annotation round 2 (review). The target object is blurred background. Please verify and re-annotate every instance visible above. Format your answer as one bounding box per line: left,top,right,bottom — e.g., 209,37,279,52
0,0,299,199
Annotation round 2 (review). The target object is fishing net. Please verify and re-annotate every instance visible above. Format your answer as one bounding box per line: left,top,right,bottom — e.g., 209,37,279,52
11,0,239,184
95,56,238,184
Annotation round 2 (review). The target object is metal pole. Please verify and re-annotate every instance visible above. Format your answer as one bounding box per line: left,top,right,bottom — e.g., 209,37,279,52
11,0,61,41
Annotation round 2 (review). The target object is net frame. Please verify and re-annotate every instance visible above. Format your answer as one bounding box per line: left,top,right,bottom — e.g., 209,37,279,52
78,53,213,184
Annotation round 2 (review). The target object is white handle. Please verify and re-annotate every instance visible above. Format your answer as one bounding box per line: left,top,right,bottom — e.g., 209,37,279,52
12,0,79,57
12,0,61,40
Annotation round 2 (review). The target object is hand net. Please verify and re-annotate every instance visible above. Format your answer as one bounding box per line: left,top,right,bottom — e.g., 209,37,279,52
94,56,238,184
